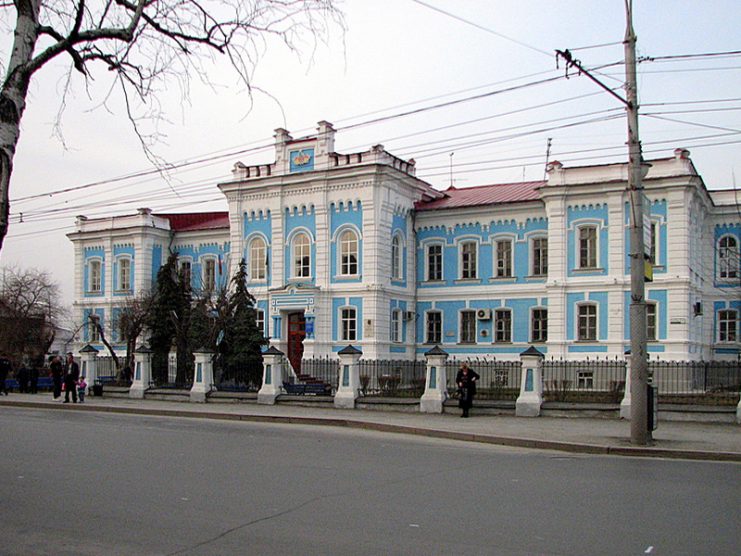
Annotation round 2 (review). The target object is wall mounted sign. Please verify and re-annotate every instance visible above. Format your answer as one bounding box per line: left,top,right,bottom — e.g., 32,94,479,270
290,148,315,173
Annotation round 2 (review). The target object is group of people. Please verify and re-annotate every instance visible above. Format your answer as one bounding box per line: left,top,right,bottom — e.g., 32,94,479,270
50,352,86,403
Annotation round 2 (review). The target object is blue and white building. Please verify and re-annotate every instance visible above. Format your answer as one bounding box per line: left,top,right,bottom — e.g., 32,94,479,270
68,121,740,371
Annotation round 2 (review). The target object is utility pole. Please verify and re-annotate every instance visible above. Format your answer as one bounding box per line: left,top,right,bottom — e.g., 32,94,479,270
624,0,649,445
557,0,649,444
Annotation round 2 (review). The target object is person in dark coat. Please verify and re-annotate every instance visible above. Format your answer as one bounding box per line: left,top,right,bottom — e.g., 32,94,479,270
456,362,480,418
63,352,80,403
50,356,64,400
17,364,29,393
0,354,11,396
29,366,39,394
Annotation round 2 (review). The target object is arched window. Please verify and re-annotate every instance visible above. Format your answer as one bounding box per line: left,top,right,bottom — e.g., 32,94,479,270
340,229,358,276
202,258,216,291
117,258,131,292
391,234,403,280
718,235,739,279
88,260,102,293
249,237,267,281
293,233,311,278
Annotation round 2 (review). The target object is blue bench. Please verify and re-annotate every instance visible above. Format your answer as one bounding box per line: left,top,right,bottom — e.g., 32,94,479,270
95,376,117,386
283,382,331,396
4,377,54,392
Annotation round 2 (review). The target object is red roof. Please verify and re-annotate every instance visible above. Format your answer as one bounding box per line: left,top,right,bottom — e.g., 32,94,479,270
155,212,230,232
415,181,544,211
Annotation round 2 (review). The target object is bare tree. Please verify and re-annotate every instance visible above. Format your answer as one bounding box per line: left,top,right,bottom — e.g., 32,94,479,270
0,0,344,251
0,265,68,364
116,289,155,374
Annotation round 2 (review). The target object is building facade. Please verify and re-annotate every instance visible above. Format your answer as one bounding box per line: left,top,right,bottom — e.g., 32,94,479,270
68,122,740,368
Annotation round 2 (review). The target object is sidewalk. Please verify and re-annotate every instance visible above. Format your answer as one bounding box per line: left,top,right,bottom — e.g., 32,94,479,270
2,393,739,462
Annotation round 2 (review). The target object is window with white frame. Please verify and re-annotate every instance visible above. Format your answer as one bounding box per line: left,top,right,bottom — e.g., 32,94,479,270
718,235,739,279
116,312,127,342
202,258,216,291
495,239,513,278
117,258,131,292
460,241,477,279
88,315,100,342
495,309,512,343
577,371,594,389
88,260,102,293
649,221,658,264
293,233,311,278
427,243,443,281
391,234,402,280
531,308,548,343
577,303,597,341
391,309,402,343
718,309,737,343
341,307,357,341
179,260,192,288
340,229,359,276
646,302,657,341
249,237,267,281
426,311,442,344
255,309,265,338
532,236,548,276
460,310,476,344
578,225,598,269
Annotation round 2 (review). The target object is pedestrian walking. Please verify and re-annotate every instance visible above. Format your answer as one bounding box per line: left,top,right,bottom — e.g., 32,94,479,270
0,353,11,396
50,356,64,400
456,362,480,418
77,376,87,403
63,352,80,403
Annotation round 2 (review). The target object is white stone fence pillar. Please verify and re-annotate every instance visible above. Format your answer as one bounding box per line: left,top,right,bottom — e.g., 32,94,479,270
516,346,545,417
190,349,215,403
335,345,362,409
129,345,152,399
258,346,286,405
620,350,632,420
420,345,449,414
79,344,98,395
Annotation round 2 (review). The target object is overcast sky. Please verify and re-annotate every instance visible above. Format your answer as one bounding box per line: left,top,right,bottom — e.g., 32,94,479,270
2,0,740,311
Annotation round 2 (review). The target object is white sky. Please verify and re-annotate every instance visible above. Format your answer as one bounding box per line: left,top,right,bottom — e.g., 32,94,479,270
2,0,740,309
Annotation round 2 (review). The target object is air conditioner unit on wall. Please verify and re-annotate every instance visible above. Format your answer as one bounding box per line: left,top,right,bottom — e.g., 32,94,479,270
404,311,416,321
477,308,492,320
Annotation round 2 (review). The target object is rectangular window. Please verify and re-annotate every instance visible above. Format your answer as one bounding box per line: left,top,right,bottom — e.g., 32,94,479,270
496,240,512,278
427,244,442,281
460,310,476,344
495,309,512,343
719,236,738,279
341,307,357,341
646,303,657,341
579,226,598,269
578,304,597,341
426,311,442,344
461,241,477,279
203,259,216,291
649,222,657,264
531,308,548,343
250,241,266,280
391,236,402,279
118,258,131,291
89,260,102,293
391,309,401,343
256,309,265,337
719,310,737,343
89,318,100,342
532,237,548,276
180,260,192,287
577,371,594,390
341,232,358,276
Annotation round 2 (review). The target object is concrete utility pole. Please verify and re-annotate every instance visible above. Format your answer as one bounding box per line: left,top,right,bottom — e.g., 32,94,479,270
624,0,649,445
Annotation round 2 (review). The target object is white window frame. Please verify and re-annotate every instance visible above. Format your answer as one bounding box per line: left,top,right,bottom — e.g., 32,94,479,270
577,224,599,269
648,220,658,265
425,310,442,344
249,236,267,282
460,310,476,344
292,232,312,279
646,302,657,342
391,309,402,343
338,229,359,277
255,308,265,337
179,258,193,288
88,314,101,342
87,259,102,293
577,303,598,341
340,306,357,342
531,307,548,343
391,233,403,280
531,236,548,277
426,242,444,281
494,309,512,343
718,309,738,343
202,257,216,291
116,256,132,292
494,237,513,278
459,240,478,280
718,235,739,280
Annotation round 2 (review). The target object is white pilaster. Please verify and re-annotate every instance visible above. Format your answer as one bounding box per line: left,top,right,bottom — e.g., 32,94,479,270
335,345,362,409
258,346,286,404
515,347,544,417
129,345,152,399
190,349,215,403
79,344,99,395
420,346,449,413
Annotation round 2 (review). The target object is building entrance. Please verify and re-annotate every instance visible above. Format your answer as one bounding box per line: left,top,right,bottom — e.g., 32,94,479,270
287,312,306,373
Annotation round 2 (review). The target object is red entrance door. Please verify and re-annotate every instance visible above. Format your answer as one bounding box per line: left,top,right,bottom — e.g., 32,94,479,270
287,312,306,374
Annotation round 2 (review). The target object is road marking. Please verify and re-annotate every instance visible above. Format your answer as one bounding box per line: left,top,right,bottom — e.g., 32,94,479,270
409,524,420,528
181,497,189,501
645,546,654,553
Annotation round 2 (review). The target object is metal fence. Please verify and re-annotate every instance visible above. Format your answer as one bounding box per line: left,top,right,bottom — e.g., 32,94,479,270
214,359,263,392
542,357,627,403
648,360,740,405
151,355,193,389
95,356,132,385
445,358,522,401
300,356,340,392
358,359,426,398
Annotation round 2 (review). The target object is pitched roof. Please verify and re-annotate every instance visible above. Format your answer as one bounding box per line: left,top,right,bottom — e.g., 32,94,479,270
154,212,230,232
415,181,544,211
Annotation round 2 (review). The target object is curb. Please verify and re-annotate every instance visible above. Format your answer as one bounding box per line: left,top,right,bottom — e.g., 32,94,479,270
2,399,740,463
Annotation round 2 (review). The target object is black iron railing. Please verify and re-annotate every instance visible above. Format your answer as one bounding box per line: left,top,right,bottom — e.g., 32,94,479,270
214,359,263,392
648,360,740,405
542,357,627,403
358,359,426,398
300,356,339,392
445,358,522,401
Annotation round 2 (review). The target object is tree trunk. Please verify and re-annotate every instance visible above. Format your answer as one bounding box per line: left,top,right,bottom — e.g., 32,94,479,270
0,1,42,252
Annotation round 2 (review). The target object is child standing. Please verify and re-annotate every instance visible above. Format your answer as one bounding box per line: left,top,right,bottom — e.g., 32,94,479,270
77,376,87,403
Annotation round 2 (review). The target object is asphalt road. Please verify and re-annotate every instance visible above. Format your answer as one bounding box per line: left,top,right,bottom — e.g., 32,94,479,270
1,407,738,555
